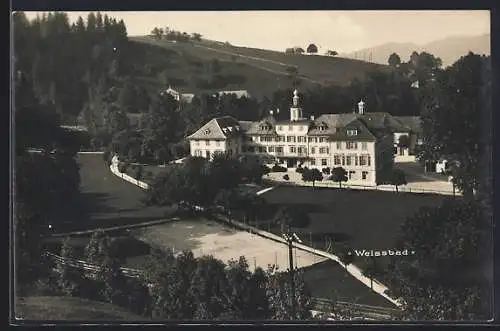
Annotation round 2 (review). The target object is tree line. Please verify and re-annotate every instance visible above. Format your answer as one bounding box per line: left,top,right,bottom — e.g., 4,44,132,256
285,44,337,56
150,26,202,42
15,59,83,287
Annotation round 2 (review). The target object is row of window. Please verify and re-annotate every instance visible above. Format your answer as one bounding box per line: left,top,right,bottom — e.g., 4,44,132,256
332,154,372,166
275,125,308,132
194,140,232,147
251,136,368,150
193,149,234,158
261,125,359,136
194,138,369,151
241,146,372,166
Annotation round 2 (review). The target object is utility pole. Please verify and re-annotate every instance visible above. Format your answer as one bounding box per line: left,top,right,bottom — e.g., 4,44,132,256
283,230,303,320
287,234,295,319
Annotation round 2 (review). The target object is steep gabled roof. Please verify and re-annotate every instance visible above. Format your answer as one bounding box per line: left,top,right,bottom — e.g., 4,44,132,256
305,114,378,141
308,114,358,135
308,114,377,141
358,112,408,132
186,116,242,140
245,116,278,135
237,120,255,132
393,116,422,133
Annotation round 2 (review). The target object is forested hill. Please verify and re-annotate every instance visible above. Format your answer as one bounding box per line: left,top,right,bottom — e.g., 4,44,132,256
13,12,128,125
13,11,399,127
14,10,454,143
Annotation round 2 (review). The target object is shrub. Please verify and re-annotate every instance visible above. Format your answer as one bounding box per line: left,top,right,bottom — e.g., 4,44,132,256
271,164,287,172
134,165,144,180
117,162,128,174
103,150,110,163
296,167,304,174
283,174,290,181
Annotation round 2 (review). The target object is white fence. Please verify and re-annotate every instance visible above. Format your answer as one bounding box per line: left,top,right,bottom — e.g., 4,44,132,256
270,177,458,196
110,156,149,190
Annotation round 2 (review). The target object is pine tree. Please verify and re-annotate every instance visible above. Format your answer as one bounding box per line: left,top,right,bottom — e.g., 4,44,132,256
56,237,80,296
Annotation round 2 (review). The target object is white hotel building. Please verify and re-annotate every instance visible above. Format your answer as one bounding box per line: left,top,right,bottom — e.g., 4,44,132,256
186,89,419,186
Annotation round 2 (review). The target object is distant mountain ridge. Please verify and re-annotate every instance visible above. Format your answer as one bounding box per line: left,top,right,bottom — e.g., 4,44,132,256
341,34,490,67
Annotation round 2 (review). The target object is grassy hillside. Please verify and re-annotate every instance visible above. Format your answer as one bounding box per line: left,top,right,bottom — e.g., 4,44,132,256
128,36,390,99
15,296,148,321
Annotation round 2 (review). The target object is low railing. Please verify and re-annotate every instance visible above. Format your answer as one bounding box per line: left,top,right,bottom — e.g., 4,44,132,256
267,176,459,196
310,297,402,320
44,251,145,279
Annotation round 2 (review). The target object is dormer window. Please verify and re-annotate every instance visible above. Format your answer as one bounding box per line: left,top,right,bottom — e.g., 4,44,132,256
317,122,328,131
347,129,358,136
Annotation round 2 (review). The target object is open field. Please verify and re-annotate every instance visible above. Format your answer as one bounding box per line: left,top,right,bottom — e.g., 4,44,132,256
301,261,396,308
49,154,174,234
129,217,397,308
14,296,148,321
130,218,327,271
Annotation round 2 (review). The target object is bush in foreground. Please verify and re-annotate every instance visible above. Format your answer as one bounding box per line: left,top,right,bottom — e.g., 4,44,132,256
271,164,287,172
117,162,128,174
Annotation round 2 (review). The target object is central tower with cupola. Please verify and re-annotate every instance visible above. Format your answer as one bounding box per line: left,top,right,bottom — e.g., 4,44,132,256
289,89,303,121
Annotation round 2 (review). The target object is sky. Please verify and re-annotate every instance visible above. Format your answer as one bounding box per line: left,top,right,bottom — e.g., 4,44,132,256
24,10,490,53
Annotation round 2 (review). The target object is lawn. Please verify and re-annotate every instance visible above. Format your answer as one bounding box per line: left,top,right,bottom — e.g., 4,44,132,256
48,154,175,234
301,260,396,308
254,186,446,272
15,296,148,321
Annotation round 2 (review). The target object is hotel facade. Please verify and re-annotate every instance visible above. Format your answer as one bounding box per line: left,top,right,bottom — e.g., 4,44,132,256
186,89,420,186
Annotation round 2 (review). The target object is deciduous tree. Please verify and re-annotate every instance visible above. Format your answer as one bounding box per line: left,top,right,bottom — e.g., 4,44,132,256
306,44,318,54
388,53,401,67
301,168,323,188
388,198,491,320
419,53,490,197
330,167,348,188
390,169,407,193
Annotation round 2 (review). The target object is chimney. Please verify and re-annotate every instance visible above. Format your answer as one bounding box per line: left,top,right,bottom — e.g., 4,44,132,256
358,99,365,115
